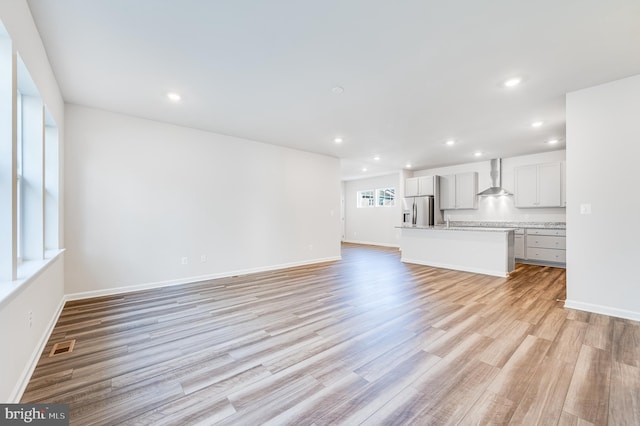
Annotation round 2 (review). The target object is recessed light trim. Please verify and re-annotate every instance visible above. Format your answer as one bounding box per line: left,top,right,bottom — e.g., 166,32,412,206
373,156,381,161
362,167,368,172
405,163,412,169
503,77,521,88
332,86,344,94
445,139,455,146
547,139,559,145
531,121,544,128
334,137,343,144
473,151,483,157
167,92,181,101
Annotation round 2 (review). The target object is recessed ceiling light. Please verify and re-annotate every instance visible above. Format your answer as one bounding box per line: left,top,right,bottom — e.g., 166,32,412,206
405,163,412,168
334,137,343,144
547,139,559,145
373,156,381,161
362,167,368,172
473,151,483,157
332,86,344,94
445,140,455,146
167,92,181,101
531,121,544,128
503,77,522,88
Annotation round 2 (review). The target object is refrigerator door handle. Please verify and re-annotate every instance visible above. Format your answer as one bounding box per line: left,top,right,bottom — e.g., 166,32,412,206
412,200,417,225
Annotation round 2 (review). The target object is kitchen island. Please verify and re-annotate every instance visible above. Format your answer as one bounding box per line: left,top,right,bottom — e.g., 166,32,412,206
398,225,515,277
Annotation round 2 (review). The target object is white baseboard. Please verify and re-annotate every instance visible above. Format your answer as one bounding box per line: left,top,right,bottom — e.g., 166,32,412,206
564,299,640,322
65,256,342,301
401,257,509,278
9,295,67,403
343,240,400,248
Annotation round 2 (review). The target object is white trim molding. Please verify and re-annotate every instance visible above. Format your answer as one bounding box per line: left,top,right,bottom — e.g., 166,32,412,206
65,256,342,301
564,299,640,322
343,240,400,248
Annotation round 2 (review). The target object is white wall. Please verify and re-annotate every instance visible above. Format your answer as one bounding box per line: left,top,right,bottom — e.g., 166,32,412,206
0,256,64,401
64,105,341,296
414,150,567,223
0,1,65,402
566,74,640,321
343,173,402,247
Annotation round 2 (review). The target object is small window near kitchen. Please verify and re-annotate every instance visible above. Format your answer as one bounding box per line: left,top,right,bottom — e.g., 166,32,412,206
377,187,396,207
356,190,375,208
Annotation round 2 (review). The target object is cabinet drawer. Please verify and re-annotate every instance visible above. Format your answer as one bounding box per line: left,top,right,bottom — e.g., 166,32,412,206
527,235,566,250
527,228,566,236
527,247,566,263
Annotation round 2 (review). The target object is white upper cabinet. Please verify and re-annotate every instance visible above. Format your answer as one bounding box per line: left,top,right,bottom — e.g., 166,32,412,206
405,177,419,197
418,176,435,196
439,172,478,210
405,175,435,197
514,165,538,207
439,175,455,209
455,172,478,209
514,162,563,208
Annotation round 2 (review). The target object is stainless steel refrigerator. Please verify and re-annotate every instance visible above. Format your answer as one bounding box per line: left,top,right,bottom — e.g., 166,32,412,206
402,196,435,227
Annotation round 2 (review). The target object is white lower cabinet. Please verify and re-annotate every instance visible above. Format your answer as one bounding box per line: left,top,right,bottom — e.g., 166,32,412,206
520,228,566,266
527,247,566,263
514,230,525,259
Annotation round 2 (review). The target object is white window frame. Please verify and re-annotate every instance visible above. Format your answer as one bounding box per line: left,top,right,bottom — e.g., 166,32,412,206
356,189,375,208
0,36,62,300
377,187,396,207
16,91,22,262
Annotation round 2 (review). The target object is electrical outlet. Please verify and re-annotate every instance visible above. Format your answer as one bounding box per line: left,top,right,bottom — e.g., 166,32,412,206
200,255,207,263
181,257,188,265
308,244,313,251
28,311,33,328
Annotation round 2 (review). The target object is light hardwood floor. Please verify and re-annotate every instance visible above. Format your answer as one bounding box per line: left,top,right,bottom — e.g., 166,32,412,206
22,243,640,425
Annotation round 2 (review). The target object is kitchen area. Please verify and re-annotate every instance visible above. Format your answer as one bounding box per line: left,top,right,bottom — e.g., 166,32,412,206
343,150,567,278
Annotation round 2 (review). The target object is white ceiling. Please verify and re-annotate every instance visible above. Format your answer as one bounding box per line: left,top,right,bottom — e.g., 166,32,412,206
26,0,640,180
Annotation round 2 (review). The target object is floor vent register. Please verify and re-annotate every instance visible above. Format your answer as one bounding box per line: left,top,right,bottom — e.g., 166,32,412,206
49,340,76,357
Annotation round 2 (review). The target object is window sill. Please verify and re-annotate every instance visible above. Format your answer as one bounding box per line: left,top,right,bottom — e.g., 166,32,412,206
0,249,65,307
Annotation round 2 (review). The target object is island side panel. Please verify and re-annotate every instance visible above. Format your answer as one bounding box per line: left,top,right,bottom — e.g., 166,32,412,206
400,228,513,277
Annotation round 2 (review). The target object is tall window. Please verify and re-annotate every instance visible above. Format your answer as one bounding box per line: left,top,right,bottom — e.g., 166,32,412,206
0,46,59,282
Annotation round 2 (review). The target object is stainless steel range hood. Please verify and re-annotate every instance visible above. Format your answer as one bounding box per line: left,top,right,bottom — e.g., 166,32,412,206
477,158,512,196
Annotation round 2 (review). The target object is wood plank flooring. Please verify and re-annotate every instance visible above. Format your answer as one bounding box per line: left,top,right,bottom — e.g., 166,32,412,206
21,243,640,425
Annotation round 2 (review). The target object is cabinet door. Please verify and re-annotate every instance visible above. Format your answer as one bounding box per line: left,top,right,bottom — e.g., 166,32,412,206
538,163,562,207
405,177,419,197
514,165,539,207
418,175,434,196
455,172,478,209
514,235,525,259
439,175,456,209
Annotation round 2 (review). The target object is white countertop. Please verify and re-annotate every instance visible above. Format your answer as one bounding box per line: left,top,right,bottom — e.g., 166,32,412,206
448,221,566,230
397,225,514,233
